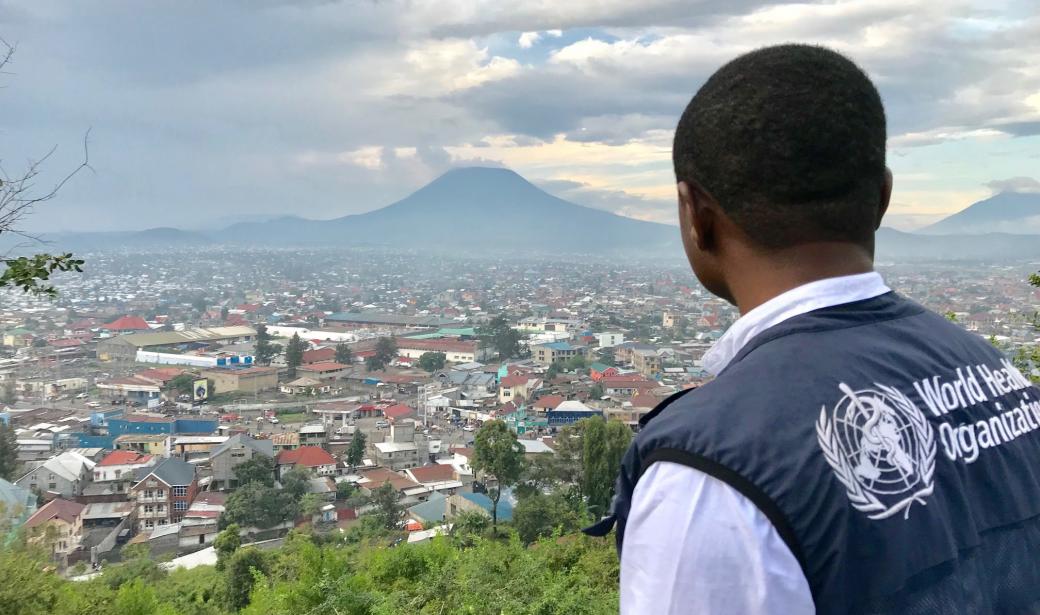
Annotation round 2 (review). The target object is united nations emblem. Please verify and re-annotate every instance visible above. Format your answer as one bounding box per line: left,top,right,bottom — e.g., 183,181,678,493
816,382,936,520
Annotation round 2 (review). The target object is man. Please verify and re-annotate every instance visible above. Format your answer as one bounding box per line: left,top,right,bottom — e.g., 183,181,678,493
586,44,1040,614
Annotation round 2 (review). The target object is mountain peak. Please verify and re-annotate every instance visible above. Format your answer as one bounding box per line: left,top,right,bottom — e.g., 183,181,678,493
922,191,1040,235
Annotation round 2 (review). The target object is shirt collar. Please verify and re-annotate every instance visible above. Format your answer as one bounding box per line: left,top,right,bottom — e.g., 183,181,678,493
701,272,891,376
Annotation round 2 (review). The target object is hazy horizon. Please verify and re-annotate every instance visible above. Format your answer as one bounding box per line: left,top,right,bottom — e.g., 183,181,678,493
2,1,1039,233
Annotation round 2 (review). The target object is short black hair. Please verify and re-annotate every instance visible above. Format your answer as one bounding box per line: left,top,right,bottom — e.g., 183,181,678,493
673,44,887,249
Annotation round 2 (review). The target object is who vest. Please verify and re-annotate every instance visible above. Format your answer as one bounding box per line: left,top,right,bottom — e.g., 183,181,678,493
589,293,1040,614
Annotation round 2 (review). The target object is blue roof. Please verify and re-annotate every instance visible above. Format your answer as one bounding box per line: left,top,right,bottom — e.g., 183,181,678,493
460,491,513,521
408,491,448,522
542,341,578,351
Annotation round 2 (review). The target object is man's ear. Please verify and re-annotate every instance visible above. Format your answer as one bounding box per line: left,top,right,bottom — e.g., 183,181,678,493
876,167,893,229
678,180,716,252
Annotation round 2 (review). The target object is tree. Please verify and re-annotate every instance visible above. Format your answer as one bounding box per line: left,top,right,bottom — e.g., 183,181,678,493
336,481,356,501
365,337,398,372
581,416,632,516
0,43,88,298
564,354,588,372
589,383,604,399
513,491,585,545
449,510,490,547
1,379,16,405
167,373,195,396
346,431,366,469
221,482,292,529
299,493,324,520
418,351,446,372
335,343,353,365
213,523,241,571
220,306,230,321
254,324,276,366
191,296,207,314
285,332,306,379
478,315,521,360
369,481,402,530
471,420,525,531
224,547,269,611
546,362,561,381
0,421,19,481
233,454,275,488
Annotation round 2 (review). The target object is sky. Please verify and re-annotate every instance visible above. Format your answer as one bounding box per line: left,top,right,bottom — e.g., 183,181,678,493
1,0,1039,233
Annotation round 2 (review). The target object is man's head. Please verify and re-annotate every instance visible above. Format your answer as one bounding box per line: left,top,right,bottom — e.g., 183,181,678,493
673,44,890,303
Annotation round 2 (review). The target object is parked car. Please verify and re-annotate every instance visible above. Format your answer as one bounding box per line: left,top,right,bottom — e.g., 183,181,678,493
376,420,389,429
86,401,101,408
462,425,475,432
75,393,88,399
268,417,279,424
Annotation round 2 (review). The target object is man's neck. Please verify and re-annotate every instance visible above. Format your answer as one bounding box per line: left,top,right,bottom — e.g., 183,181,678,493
726,242,875,315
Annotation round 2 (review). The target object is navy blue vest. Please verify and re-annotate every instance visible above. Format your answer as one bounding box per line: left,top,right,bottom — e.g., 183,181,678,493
588,293,1040,614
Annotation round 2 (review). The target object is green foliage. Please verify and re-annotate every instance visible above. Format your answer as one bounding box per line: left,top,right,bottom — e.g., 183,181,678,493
0,420,20,480
472,420,525,530
214,524,241,570
0,253,84,297
589,383,604,399
418,351,446,372
253,324,276,366
0,517,621,615
365,337,398,372
563,354,588,372
285,333,306,379
220,479,299,530
369,481,403,530
232,455,275,488
546,361,562,381
335,343,353,365
582,417,632,517
1030,272,1040,288
478,315,522,360
168,374,196,395
224,548,269,611
336,480,357,501
513,491,586,545
1,378,16,404
347,431,367,469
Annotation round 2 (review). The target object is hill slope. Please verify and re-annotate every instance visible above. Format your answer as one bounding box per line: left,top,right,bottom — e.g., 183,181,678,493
219,167,680,253
922,192,1040,234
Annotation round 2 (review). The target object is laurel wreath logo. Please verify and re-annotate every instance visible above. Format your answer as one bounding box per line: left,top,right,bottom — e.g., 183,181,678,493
816,383,936,520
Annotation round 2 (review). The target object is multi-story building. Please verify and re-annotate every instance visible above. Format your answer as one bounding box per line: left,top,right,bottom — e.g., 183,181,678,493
373,421,423,471
130,458,198,532
594,332,625,348
632,348,662,377
530,341,588,366
91,450,156,495
16,451,96,500
24,498,85,558
208,433,274,490
201,366,279,394
275,446,337,479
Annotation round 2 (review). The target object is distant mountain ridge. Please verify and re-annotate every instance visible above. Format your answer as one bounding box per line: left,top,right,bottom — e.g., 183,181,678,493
922,191,1040,235
22,167,1040,261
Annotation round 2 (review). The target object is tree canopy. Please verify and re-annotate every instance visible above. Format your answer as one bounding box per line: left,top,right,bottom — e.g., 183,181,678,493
418,351,446,372
472,420,525,530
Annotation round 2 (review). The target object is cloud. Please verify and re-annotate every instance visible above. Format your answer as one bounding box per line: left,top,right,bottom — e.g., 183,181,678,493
985,177,1040,194
535,177,676,224
3,0,1037,230
518,31,540,48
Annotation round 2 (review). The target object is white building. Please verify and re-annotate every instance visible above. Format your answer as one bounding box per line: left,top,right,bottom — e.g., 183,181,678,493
595,332,625,348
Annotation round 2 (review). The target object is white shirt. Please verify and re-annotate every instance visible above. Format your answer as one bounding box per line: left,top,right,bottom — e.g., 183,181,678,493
621,272,891,615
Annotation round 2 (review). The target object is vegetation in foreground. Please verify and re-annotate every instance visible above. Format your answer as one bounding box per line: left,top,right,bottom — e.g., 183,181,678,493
1,519,619,615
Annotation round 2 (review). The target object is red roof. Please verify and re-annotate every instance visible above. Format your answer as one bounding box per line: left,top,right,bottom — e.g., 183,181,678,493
277,446,336,468
50,338,86,348
136,367,184,384
104,315,151,331
299,361,348,373
302,348,337,364
501,374,533,388
533,395,564,410
383,404,415,419
408,464,456,483
25,498,85,528
98,450,152,467
629,393,661,409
